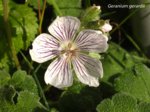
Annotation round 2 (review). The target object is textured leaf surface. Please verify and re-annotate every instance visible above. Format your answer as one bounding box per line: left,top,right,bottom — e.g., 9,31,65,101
97,93,150,112
0,86,16,112
0,69,10,87
0,1,38,70
138,102,150,112
102,42,137,82
0,70,43,111
15,91,40,112
10,70,38,94
114,64,150,102
9,1,38,52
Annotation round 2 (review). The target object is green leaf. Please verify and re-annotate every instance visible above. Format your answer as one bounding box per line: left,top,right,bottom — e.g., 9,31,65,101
15,90,41,112
55,0,81,7
96,93,138,112
0,1,38,70
0,69,10,87
47,0,82,16
138,102,150,112
97,93,150,112
114,64,150,102
9,1,38,52
102,42,137,82
27,0,43,9
0,53,11,71
0,70,45,111
0,0,2,14
10,70,38,94
0,86,16,112
0,16,12,71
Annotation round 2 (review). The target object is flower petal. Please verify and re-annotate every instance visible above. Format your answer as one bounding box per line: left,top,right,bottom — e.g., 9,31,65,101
75,30,108,53
72,54,103,87
29,33,59,63
44,57,73,88
48,16,80,41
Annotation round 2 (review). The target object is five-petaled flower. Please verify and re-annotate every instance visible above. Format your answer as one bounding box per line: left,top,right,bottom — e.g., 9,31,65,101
29,16,108,88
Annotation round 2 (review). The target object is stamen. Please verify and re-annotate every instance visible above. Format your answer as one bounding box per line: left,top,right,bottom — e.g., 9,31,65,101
68,43,72,48
60,41,79,60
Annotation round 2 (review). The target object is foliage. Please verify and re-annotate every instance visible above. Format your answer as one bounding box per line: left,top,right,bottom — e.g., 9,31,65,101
0,70,44,112
96,93,150,112
47,0,82,16
9,1,38,52
114,64,150,102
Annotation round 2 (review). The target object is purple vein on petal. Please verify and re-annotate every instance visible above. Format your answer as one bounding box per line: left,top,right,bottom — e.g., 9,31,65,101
48,16,80,41
75,30,108,53
72,54,100,86
72,58,88,81
44,57,73,88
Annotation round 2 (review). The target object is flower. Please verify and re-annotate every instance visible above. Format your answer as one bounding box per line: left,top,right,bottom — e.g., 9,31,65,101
29,16,108,88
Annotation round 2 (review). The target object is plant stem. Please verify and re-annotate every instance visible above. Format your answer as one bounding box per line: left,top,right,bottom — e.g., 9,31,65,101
121,29,142,52
50,0,62,16
19,51,34,70
2,0,21,69
84,0,91,8
33,64,50,110
110,9,138,34
20,52,50,109
38,0,42,23
39,0,47,33
132,55,150,64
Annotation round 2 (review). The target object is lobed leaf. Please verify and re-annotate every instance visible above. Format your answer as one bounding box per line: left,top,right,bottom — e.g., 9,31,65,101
114,64,150,102
10,70,38,94
102,42,137,83
15,91,41,112
97,93,150,112
9,1,38,52
0,70,44,111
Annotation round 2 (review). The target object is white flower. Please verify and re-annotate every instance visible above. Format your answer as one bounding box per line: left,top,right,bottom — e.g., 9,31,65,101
101,21,112,33
29,16,108,88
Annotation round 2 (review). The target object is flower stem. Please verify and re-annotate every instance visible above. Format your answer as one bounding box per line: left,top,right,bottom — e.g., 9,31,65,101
2,0,21,69
19,51,34,70
33,64,50,110
38,0,42,23
20,52,50,109
110,9,138,34
39,0,47,33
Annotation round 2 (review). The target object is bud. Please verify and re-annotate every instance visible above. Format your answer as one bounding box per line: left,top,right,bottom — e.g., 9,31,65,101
99,20,112,33
81,5,101,23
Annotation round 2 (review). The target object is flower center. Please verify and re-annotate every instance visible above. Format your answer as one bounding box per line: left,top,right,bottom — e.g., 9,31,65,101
60,41,78,61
